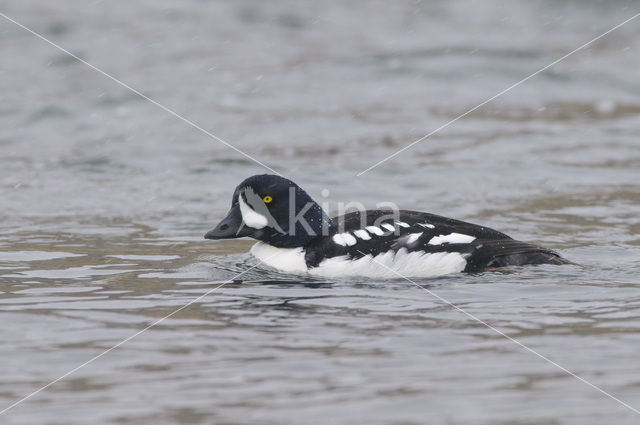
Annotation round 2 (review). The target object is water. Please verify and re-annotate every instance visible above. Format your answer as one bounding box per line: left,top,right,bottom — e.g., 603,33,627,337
2,0,640,424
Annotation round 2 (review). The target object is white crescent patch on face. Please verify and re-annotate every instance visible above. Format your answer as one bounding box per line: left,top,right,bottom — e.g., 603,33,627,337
238,191,268,229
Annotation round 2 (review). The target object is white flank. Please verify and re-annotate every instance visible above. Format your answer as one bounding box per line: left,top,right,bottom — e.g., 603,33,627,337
396,221,410,228
406,232,423,244
250,242,307,273
418,223,435,229
309,248,467,278
381,223,395,232
353,229,371,240
428,232,476,245
238,195,268,229
333,233,357,246
366,226,384,236
250,243,467,278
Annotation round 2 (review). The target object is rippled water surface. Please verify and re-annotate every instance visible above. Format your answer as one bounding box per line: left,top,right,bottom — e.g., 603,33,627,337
2,1,640,424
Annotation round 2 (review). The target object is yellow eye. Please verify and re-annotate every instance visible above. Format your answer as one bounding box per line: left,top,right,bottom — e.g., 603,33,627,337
263,195,273,203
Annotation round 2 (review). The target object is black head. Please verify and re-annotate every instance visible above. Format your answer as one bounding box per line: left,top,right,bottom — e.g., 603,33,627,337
204,174,332,248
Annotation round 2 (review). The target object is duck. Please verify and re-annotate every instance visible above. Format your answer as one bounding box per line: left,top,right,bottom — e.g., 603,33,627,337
204,174,568,278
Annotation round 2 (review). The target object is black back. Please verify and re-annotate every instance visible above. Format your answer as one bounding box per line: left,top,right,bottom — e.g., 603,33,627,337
303,210,566,272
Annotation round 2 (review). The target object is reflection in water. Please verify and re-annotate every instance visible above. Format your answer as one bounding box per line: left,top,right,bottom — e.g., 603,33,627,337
1,225,639,425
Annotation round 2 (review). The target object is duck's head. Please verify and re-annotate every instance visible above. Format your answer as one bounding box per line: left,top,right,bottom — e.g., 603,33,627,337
204,174,331,248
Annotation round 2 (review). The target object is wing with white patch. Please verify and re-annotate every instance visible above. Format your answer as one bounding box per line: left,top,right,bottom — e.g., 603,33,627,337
304,210,565,272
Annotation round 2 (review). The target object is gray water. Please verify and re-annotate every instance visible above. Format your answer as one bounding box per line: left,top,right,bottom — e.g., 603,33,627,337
2,1,640,424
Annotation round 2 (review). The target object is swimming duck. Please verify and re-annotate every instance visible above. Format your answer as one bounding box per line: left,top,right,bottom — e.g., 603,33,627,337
204,174,567,278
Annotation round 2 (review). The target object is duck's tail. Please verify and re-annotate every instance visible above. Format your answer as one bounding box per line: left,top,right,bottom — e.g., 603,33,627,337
464,239,573,272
